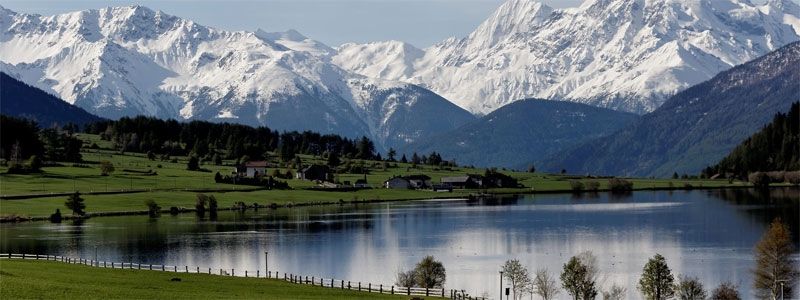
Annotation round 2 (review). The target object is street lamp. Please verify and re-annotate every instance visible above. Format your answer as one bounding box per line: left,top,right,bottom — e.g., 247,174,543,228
499,271,504,300
265,251,269,275
777,279,788,300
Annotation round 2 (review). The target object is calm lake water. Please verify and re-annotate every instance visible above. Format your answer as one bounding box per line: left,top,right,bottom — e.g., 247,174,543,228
2,188,799,299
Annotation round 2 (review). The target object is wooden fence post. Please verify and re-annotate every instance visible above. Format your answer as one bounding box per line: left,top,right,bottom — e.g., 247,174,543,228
257,270,260,278
369,283,371,292
174,266,177,272
407,286,411,295
380,284,382,293
342,280,345,289
442,288,445,297
426,287,429,296
391,286,394,294
358,282,361,291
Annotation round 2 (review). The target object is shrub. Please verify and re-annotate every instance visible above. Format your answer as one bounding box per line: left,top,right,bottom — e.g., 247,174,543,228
608,178,633,192
784,171,800,185
49,209,62,223
569,180,585,192
100,160,115,176
710,282,740,300
585,180,600,191
413,256,446,288
748,172,770,188
145,200,161,217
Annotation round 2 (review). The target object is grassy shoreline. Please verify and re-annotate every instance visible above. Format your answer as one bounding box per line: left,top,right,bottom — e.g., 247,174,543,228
1,133,764,222
0,259,407,299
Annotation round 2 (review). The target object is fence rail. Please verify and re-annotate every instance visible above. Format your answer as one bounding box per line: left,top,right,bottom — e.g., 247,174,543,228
1,253,483,299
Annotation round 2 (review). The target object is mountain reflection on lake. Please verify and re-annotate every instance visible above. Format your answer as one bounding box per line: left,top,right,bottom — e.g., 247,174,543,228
2,188,798,299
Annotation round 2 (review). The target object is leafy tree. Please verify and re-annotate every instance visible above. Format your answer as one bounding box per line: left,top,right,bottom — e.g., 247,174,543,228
638,254,675,300
561,255,597,300
387,148,396,161
502,259,532,300
748,172,771,188
674,275,706,300
753,218,798,299
195,193,208,215
65,191,85,216
147,151,156,161
532,268,560,300
99,160,115,176
710,282,740,300
413,256,446,289
187,155,200,171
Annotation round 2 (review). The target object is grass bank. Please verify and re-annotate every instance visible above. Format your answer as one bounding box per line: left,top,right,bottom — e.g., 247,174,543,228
0,259,407,299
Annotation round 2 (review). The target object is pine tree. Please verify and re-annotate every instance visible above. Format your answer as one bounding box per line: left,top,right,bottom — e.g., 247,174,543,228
65,191,85,216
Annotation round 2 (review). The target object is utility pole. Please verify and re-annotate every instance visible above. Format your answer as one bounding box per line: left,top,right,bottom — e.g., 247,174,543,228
265,251,269,275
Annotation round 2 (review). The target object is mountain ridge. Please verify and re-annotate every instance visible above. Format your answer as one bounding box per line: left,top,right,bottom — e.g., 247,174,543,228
544,41,800,177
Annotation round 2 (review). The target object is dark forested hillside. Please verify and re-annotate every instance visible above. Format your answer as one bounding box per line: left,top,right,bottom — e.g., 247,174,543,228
0,73,103,126
83,116,380,162
401,99,638,168
545,41,800,177
704,102,799,178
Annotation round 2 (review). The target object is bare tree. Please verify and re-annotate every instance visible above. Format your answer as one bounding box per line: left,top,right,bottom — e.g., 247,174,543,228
532,268,560,300
753,218,798,299
395,269,416,288
711,282,740,300
602,284,626,300
675,275,706,300
502,259,532,300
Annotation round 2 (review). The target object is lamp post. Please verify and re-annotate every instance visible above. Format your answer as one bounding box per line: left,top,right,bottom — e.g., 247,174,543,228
777,279,788,300
265,251,268,275
499,271,504,300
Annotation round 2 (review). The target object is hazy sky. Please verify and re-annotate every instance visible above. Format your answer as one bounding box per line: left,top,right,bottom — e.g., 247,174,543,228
0,0,585,47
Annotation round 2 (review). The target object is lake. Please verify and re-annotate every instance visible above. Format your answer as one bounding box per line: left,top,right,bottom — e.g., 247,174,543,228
2,188,798,299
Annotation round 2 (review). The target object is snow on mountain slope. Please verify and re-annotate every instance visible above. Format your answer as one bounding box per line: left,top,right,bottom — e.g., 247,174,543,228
0,5,473,150
332,0,800,114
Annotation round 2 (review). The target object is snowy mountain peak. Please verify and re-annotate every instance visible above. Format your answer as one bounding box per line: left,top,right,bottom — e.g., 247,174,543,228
332,0,800,114
0,6,473,150
467,0,553,50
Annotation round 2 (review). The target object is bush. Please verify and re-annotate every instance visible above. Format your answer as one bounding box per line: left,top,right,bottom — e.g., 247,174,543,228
413,256,446,289
100,160,115,176
786,171,800,185
49,209,62,223
748,172,770,188
569,180,585,192
585,180,600,191
608,178,633,192
710,282,740,300
145,199,161,218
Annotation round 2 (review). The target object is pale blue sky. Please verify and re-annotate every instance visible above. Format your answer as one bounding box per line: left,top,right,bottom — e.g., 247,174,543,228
0,0,585,47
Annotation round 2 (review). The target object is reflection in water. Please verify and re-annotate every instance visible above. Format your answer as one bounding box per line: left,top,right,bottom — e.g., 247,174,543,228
1,188,798,299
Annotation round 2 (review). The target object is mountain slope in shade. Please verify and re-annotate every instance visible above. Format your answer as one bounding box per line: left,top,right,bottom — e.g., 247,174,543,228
0,5,473,151
0,72,103,126
545,41,800,177
333,0,800,114
402,99,638,168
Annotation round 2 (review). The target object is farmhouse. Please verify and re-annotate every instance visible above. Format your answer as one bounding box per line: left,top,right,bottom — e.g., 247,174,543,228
236,161,269,177
296,164,332,181
441,175,483,189
384,176,411,189
383,175,432,189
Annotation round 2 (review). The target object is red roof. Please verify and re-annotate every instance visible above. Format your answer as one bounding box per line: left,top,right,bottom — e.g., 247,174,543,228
244,161,269,167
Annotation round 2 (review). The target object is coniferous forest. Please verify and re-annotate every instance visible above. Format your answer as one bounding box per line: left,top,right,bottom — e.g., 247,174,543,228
704,102,800,178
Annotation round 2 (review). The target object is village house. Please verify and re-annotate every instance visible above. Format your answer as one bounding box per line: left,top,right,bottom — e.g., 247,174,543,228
296,164,332,181
384,176,411,189
383,175,431,189
234,161,269,177
441,175,484,189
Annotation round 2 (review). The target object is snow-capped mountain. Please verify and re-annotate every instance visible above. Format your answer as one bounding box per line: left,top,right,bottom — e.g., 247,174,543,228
333,0,800,114
0,5,474,150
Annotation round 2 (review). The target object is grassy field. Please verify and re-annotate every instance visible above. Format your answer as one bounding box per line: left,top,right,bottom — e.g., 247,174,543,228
0,259,407,299
0,134,751,219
